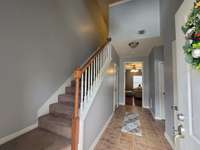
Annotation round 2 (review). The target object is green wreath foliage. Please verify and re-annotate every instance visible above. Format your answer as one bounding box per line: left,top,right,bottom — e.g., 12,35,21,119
182,0,200,70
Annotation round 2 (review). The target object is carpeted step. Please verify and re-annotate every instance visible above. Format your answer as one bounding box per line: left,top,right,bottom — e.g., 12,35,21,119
58,94,74,103
65,86,76,95
39,114,71,138
49,103,73,118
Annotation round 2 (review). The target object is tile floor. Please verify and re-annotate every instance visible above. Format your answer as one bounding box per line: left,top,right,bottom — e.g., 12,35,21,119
95,106,172,150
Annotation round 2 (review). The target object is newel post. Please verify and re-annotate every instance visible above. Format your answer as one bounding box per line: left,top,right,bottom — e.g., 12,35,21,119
71,68,82,150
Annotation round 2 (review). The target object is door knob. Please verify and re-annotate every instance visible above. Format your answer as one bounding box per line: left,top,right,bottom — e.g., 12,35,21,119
174,124,185,139
177,113,184,121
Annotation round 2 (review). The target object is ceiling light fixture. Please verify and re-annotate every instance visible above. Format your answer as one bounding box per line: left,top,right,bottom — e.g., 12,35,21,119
130,65,138,73
128,41,139,48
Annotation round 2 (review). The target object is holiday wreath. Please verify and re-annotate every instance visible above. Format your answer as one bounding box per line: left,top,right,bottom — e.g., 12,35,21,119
182,0,200,70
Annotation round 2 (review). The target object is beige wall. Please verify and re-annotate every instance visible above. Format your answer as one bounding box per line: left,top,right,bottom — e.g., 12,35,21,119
85,0,109,44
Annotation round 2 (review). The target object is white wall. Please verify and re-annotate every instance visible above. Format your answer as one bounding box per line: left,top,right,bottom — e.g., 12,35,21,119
119,56,149,108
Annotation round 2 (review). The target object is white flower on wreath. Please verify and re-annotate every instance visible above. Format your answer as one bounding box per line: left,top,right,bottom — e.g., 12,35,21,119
185,27,195,39
197,14,200,20
192,49,200,58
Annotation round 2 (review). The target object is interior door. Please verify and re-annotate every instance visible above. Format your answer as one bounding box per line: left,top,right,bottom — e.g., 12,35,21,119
175,0,200,149
113,63,118,111
158,61,165,119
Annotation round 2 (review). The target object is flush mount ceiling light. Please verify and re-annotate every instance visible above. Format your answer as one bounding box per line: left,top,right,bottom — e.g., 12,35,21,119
130,65,138,73
128,41,139,49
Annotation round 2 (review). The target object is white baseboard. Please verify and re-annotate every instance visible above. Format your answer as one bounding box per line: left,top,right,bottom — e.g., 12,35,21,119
149,109,163,120
0,122,38,145
164,132,175,150
154,116,163,120
37,75,72,117
89,113,114,150
143,105,150,109
119,102,125,106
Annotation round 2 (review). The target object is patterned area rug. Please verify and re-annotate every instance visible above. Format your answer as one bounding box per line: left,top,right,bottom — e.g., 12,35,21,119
121,112,142,136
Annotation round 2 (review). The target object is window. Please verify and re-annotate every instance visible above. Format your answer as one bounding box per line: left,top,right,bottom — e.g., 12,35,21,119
133,76,142,88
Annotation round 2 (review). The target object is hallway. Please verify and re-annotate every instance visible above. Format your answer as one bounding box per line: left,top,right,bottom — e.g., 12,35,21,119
95,106,172,150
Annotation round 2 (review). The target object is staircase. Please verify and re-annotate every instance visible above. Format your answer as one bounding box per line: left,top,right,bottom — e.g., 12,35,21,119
38,80,77,149
37,38,111,150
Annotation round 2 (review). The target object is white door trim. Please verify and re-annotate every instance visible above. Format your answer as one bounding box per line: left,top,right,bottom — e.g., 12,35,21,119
113,63,118,111
157,61,165,120
123,61,144,107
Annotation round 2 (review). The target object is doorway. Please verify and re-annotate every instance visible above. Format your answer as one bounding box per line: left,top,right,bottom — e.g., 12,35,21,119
124,62,144,107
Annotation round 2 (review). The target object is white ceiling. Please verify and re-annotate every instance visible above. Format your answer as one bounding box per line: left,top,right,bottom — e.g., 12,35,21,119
109,0,162,58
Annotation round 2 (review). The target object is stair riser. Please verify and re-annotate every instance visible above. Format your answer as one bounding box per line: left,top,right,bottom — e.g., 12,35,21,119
49,104,73,118
65,87,75,94
58,95,73,103
58,94,81,103
39,122,71,138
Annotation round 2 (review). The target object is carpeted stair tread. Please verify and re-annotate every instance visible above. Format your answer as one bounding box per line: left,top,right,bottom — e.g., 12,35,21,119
50,102,73,117
39,114,71,138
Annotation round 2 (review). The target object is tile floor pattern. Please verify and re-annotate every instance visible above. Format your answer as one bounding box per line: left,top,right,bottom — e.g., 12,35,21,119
95,106,172,150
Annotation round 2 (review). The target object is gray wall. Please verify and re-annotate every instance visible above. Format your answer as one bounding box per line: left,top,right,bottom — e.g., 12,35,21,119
0,0,106,138
148,46,164,116
119,56,149,108
83,48,119,150
160,0,183,140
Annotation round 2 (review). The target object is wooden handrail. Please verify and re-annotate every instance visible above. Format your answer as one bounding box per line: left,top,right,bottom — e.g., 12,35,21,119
80,38,111,72
71,68,81,150
71,37,111,150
